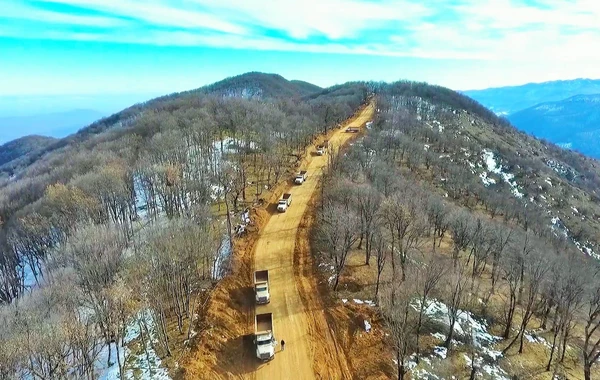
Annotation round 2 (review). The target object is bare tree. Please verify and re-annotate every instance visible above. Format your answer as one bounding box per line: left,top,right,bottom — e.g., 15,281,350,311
442,260,470,350
502,248,550,354
414,255,447,363
317,201,360,291
52,223,127,368
426,196,449,253
546,258,586,371
371,226,388,297
583,264,600,380
379,277,417,380
355,184,382,265
449,210,474,267
500,247,521,339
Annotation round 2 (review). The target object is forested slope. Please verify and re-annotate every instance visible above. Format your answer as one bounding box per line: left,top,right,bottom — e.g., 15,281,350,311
0,74,367,379
312,81,600,379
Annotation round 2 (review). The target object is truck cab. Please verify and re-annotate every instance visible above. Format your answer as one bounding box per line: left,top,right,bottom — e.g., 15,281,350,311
277,193,292,212
255,283,270,304
294,171,308,185
255,332,276,361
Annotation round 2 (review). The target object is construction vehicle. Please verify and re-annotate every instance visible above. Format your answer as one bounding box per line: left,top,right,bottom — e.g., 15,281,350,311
345,127,360,133
254,313,276,361
316,140,329,155
277,193,292,212
294,170,308,185
254,270,270,304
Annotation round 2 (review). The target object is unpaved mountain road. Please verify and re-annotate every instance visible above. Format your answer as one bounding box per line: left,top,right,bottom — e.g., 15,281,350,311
248,104,375,379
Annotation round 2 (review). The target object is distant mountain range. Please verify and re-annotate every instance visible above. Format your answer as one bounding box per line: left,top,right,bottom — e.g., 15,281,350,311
509,94,600,156
464,79,600,158
463,78,600,115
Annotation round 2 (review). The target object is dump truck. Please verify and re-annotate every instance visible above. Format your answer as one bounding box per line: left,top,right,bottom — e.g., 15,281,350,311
294,170,308,185
254,270,270,304
254,313,276,361
277,193,292,212
316,140,329,156
346,126,360,133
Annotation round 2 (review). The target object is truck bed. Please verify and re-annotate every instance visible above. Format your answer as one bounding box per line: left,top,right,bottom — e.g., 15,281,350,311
298,170,307,175
255,270,269,283
282,193,291,200
256,313,273,333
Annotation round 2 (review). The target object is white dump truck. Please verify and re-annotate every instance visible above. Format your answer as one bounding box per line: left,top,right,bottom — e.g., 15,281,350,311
254,270,270,304
294,170,308,185
255,313,276,361
316,140,329,156
277,193,292,212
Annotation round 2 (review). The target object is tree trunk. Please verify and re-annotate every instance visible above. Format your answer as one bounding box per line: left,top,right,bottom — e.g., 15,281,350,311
444,318,456,349
584,358,591,380
546,328,559,371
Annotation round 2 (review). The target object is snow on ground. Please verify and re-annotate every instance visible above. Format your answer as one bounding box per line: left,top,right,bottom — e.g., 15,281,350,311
431,332,446,341
479,172,496,186
433,346,447,359
97,310,171,380
481,150,524,198
409,298,507,379
212,234,232,280
551,217,600,261
524,332,551,348
413,298,501,348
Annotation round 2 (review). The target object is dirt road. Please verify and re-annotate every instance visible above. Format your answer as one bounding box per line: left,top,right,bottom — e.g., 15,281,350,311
250,104,375,379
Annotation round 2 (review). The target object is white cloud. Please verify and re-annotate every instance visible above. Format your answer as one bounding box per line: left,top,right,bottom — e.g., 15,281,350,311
34,0,247,34
2,2,127,27
6,0,600,64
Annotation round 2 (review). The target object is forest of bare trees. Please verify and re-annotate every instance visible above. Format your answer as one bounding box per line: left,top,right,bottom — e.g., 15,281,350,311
314,85,600,379
0,84,367,378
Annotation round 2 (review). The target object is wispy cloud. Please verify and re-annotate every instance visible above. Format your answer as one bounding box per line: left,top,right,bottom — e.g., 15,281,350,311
4,0,600,62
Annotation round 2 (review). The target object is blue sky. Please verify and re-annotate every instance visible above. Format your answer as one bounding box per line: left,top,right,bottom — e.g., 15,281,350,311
2,0,600,99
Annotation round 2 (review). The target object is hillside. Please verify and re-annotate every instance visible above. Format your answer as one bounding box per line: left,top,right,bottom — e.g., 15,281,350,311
198,72,322,99
509,94,600,157
0,135,57,175
0,72,325,179
2,73,600,380
464,78,600,115
309,81,600,380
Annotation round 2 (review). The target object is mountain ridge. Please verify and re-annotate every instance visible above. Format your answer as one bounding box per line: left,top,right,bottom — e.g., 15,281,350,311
463,78,600,115
508,93,600,157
